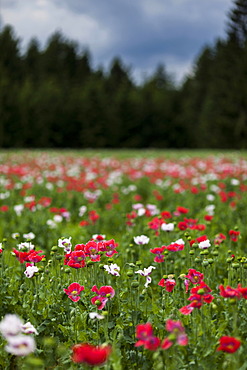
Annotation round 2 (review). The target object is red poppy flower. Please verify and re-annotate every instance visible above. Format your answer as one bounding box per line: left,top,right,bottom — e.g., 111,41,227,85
217,336,241,353
185,269,204,285
164,243,184,252
91,285,115,310
158,278,176,292
64,250,86,269
64,283,85,302
135,323,161,351
229,230,240,242
72,343,111,365
0,205,9,212
219,285,241,299
150,246,165,263
237,284,247,299
164,319,188,347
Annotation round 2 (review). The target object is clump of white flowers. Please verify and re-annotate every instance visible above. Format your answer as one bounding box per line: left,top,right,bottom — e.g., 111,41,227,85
0,314,38,356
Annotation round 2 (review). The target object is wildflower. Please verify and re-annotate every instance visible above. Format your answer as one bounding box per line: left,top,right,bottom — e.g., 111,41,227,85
24,264,39,278
135,323,161,350
161,319,188,349
150,246,165,263
0,314,23,338
214,233,226,245
185,269,204,285
13,249,44,264
217,336,241,353
158,277,176,292
89,312,105,320
79,205,87,217
229,230,240,242
64,283,85,302
23,232,35,240
133,235,150,245
14,204,24,216
53,215,63,223
198,239,211,249
92,234,106,241
237,284,247,299
164,240,185,252
104,263,120,276
64,250,86,269
135,266,156,288
17,242,35,251
58,237,72,253
91,285,115,310
174,206,189,216
83,241,101,262
99,239,118,257
12,233,20,239
219,285,241,299
72,343,111,365
5,335,36,356
21,322,38,335
190,282,214,304
161,223,174,232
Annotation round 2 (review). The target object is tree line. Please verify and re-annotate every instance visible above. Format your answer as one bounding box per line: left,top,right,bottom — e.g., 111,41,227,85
0,0,246,149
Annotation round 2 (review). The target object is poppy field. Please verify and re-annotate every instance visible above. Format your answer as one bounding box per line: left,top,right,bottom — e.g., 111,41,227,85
1,150,247,369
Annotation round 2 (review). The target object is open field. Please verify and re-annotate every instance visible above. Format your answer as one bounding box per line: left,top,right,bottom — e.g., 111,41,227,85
0,150,247,369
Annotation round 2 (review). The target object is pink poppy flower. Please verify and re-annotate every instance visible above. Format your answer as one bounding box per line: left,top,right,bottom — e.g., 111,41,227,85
64,283,85,302
91,285,115,310
135,323,161,351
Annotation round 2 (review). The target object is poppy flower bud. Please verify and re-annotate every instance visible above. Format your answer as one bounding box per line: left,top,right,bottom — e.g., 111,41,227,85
202,260,209,267
136,260,142,266
51,246,58,251
189,250,195,255
127,270,134,277
131,281,139,288
212,251,219,256
232,263,240,269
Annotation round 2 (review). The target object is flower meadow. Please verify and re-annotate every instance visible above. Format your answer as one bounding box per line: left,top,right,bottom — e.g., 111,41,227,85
1,151,247,369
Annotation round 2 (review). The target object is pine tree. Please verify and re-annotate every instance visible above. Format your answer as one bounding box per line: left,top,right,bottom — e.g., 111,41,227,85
227,0,247,47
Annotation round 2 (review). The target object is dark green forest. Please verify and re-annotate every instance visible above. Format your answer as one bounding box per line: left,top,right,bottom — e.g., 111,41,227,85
0,0,247,149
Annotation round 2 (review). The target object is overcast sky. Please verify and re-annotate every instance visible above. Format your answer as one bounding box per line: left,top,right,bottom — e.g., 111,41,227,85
1,0,233,84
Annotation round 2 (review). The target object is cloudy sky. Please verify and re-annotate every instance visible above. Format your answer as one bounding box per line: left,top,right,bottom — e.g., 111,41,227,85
1,0,233,84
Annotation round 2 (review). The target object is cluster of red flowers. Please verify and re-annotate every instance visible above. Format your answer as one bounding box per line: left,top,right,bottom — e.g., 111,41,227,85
64,239,118,268
135,320,188,351
72,343,112,365
91,285,115,310
13,249,45,264
219,284,247,300
64,283,115,309
79,210,100,226
158,276,176,292
177,218,206,231
150,246,166,263
229,229,240,242
179,269,214,315
217,336,241,353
